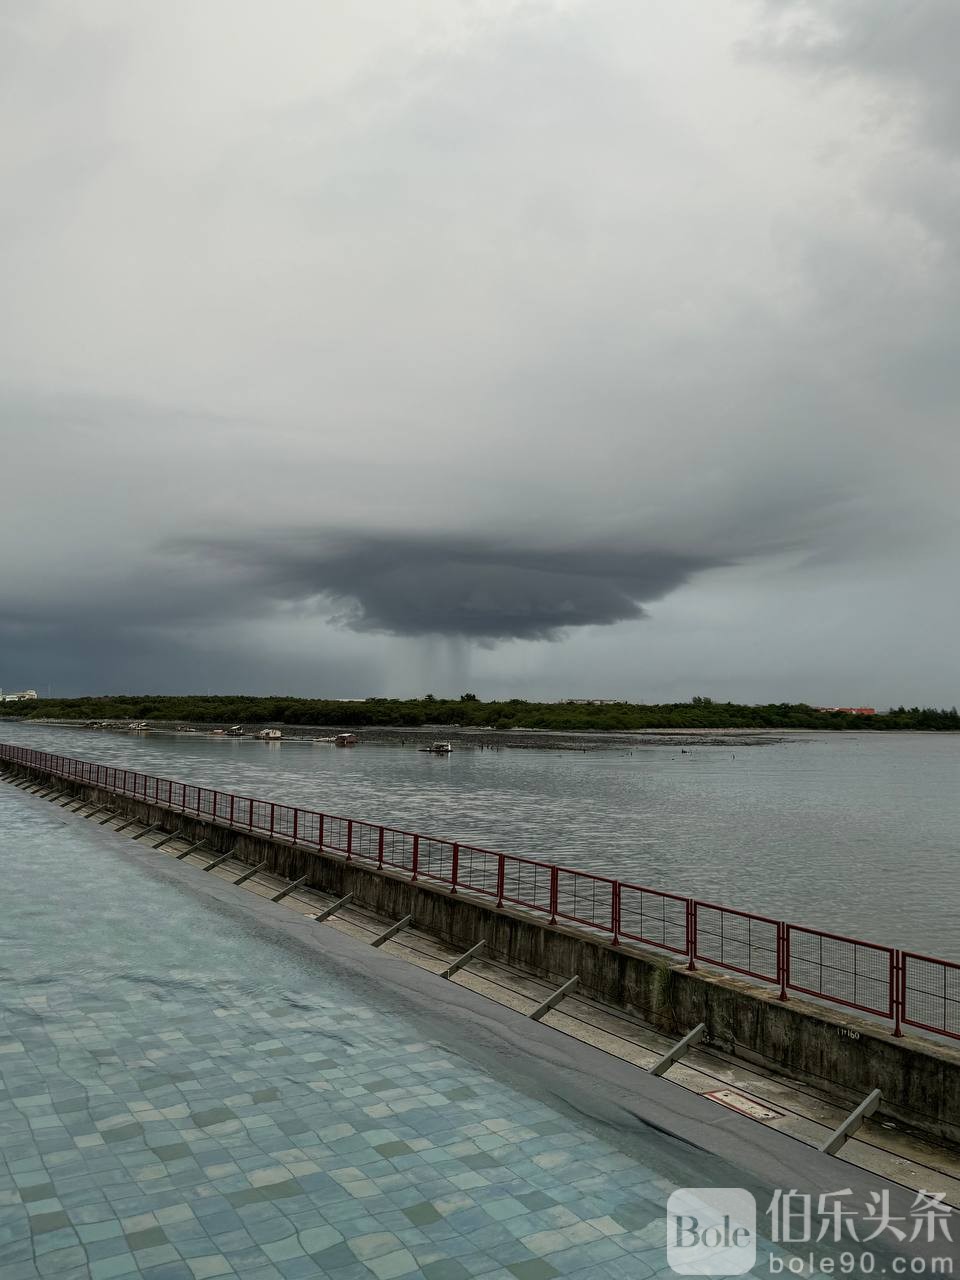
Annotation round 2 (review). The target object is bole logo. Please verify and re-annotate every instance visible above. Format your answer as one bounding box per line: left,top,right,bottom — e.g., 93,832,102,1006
667,1187,757,1275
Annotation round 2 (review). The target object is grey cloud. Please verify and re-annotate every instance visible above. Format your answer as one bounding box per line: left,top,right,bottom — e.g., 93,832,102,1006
2,3,959,700
169,533,729,641
754,2,960,154
0,615,377,699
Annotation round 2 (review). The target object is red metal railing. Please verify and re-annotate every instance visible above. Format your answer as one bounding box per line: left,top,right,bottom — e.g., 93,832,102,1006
693,901,781,986
2,742,956,1044
900,951,960,1040
786,925,895,1020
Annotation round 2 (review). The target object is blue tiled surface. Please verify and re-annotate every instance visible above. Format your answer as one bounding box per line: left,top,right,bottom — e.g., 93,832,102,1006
1,783,790,1278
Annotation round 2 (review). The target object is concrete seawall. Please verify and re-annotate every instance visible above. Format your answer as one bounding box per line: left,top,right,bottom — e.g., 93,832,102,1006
6,757,960,1147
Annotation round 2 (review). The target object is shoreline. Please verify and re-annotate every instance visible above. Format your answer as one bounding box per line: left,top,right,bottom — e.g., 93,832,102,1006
6,717,788,749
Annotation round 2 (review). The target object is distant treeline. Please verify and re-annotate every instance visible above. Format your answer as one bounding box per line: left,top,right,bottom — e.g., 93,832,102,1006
2,694,959,732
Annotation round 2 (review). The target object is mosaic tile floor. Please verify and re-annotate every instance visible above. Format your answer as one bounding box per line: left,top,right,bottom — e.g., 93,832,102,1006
0,784,792,1279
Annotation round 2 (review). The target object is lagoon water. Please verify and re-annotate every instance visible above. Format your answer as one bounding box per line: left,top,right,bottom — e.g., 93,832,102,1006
4,723,959,959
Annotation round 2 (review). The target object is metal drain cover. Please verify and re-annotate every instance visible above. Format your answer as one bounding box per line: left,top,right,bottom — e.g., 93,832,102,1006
705,1089,784,1121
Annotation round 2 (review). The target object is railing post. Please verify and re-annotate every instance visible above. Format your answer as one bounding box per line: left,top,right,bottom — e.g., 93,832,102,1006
346,819,353,861
319,814,325,847
496,855,505,908
269,802,275,835
248,798,253,830
450,843,459,895
229,793,235,826
687,900,697,971
377,826,384,869
778,922,788,1001
611,881,621,947
411,834,419,882
893,951,903,1037
292,809,299,843
549,865,559,925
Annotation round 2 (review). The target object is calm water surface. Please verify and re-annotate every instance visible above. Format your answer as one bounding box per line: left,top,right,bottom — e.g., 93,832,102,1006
5,723,959,958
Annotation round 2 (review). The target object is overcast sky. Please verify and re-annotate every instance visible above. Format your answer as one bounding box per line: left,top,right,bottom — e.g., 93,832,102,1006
2,1,957,704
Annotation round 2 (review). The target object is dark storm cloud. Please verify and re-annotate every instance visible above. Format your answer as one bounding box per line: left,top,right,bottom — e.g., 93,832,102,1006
170,533,729,641
0,615,377,699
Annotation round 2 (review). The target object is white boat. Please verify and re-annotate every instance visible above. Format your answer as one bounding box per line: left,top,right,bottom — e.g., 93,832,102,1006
420,740,453,754
225,725,245,737
256,728,282,740
334,732,358,747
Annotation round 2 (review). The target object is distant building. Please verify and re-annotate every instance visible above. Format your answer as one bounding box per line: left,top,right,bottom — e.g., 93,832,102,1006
560,699,627,706
0,689,38,702
815,706,876,716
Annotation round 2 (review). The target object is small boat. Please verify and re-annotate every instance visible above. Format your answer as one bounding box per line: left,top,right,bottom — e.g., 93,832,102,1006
256,728,282,740
225,725,245,737
334,732,358,747
420,740,453,754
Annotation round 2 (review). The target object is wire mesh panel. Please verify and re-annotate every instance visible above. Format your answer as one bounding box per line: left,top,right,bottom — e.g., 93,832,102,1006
213,792,232,822
324,816,349,852
295,809,323,845
901,953,960,1039
456,845,501,898
501,855,552,914
382,828,415,871
695,902,780,983
273,804,297,839
419,837,455,885
350,820,380,861
195,788,215,818
248,799,271,833
169,781,186,809
619,885,689,954
787,926,893,1017
555,868,614,933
